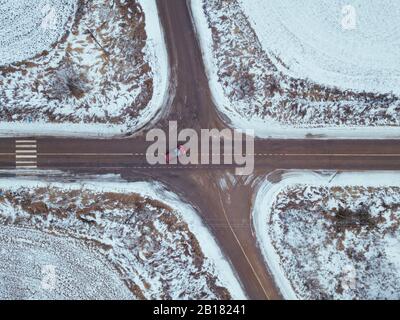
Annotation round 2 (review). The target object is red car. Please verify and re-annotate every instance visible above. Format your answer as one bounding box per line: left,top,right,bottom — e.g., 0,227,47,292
165,145,187,164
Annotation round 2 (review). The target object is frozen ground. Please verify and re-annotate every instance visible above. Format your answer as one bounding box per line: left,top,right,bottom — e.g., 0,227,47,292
0,0,168,137
253,171,400,299
0,177,246,300
191,0,400,138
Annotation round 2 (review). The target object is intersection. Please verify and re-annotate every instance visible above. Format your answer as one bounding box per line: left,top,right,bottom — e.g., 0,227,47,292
0,0,399,299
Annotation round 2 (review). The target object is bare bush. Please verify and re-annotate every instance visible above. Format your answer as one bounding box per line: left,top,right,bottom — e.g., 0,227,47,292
46,63,88,100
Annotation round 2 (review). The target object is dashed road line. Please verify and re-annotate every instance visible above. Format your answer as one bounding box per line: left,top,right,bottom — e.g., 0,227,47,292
38,153,135,156
15,140,37,169
35,152,400,157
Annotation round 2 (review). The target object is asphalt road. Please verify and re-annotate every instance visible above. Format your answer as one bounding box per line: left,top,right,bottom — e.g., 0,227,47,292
1,0,400,300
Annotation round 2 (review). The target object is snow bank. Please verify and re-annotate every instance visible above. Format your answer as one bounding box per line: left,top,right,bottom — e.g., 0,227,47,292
135,0,169,133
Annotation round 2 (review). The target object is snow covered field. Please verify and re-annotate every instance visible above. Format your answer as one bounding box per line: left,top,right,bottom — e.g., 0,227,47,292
0,0,76,66
241,0,400,95
253,171,400,299
0,0,168,137
0,226,133,300
191,0,400,138
0,177,246,300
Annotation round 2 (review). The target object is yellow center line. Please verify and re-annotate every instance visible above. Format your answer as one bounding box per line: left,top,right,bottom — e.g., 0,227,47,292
217,190,271,300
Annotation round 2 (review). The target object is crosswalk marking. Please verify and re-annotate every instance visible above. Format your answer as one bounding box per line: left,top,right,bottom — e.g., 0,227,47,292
16,155,38,159
15,140,37,169
14,150,37,154
15,140,36,144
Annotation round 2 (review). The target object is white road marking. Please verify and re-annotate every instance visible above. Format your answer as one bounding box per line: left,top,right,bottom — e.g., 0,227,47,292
14,150,37,154
16,161,37,164
16,155,37,159
15,145,37,148
34,153,400,157
15,140,37,169
38,153,135,156
15,140,36,143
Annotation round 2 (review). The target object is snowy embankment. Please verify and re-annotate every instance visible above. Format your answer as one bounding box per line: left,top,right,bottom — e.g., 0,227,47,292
136,0,170,134
190,0,400,139
0,177,246,300
0,0,168,137
253,171,400,299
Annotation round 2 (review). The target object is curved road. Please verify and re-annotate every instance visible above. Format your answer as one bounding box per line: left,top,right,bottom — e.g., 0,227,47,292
1,0,400,299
